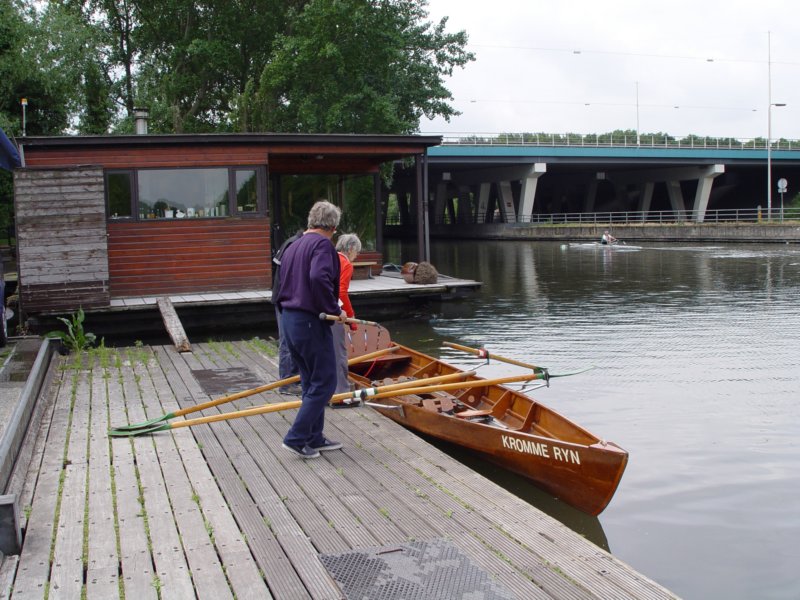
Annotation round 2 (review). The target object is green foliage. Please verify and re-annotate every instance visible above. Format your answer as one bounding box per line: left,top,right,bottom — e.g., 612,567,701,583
3,0,470,135
0,2,96,137
250,0,474,134
47,309,98,352
132,0,289,133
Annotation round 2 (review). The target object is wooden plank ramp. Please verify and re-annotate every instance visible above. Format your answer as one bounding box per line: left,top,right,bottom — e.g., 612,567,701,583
1,341,679,599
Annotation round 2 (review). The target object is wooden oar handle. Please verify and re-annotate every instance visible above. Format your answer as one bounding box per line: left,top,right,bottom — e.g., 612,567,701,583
443,341,545,372
319,313,380,327
170,345,397,417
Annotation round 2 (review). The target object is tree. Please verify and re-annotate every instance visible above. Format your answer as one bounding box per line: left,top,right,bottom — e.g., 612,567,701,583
133,0,289,133
249,0,474,134
1,1,74,136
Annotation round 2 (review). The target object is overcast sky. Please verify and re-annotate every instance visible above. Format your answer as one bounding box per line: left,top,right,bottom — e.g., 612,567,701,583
420,0,800,141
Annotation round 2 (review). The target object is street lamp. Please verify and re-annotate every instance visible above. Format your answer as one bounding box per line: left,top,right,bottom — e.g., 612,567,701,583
20,98,27,137
635,81,640,146
766,31,786,220
767,100,786,220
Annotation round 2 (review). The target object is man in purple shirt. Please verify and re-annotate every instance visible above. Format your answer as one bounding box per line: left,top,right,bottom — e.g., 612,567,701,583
275,200,346,458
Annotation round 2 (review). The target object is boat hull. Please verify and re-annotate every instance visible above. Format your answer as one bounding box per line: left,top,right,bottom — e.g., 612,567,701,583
349,342,628,516
372,400,626,516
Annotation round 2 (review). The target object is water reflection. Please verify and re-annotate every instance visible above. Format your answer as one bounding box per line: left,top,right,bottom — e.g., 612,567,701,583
382,239,800,600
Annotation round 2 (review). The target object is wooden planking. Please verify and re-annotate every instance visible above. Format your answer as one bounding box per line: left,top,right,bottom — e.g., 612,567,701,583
154,346,312,600
118,350,196,598
85,358,120,598
334,409,583,599
7,357,62,529
193,343,374,554
334,399,674,600
107,219,270,298
21,140,431,171
8,342,678,600
0,556,18,599
141,349,270,600
10,363,71,599
228,341,554,599
49,369,91,599
106,363,158,600
23,145,271,169
130,351,237,600
157,297,191,352
18,283,109,313
172,345,346,599
228,343,413,548
15,167,110,313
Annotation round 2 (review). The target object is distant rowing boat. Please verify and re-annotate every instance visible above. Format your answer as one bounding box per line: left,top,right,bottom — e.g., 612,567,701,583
569,242,643,251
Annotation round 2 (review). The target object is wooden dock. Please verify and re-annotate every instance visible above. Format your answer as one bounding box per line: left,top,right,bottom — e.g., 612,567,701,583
106,271,481,310
0,340,678,599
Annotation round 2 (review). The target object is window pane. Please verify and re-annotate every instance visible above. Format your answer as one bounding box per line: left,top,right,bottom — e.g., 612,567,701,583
235,170,258,213
137,168,229,219
107,172,132,218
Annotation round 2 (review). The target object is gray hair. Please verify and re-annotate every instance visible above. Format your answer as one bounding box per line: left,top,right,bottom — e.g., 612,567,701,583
307,200,341,231
336,233,362,255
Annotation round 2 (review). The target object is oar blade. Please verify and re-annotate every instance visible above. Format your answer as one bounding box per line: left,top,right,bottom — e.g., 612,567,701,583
108,422,171,438
547,366,596,378
110,413,174,432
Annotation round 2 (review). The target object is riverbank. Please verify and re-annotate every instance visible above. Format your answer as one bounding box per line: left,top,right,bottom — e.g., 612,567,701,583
387,221,800,243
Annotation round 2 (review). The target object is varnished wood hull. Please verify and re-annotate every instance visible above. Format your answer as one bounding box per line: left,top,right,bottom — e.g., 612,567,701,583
349,343,628,516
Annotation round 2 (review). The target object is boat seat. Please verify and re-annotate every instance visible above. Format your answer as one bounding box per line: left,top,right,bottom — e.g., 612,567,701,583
454,409,492,419
421,397,456,413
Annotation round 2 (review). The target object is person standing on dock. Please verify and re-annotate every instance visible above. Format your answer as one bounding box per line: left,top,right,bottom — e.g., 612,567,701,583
601,230,617,245
271,228,303,394
275,200,346,459
333,233,362,394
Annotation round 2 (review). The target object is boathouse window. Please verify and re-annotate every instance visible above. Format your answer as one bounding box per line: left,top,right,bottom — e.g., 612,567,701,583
105,167,266,220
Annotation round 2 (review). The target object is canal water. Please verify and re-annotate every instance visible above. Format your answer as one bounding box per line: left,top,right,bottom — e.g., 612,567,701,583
381,239,799,600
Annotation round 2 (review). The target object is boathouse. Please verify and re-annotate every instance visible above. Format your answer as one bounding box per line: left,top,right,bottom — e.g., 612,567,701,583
12,132,439,321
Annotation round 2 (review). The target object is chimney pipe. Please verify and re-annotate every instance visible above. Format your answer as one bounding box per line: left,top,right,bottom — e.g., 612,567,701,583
133,107,149,135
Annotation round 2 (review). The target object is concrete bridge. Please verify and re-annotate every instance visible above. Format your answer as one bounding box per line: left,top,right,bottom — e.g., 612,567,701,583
389,134,800,230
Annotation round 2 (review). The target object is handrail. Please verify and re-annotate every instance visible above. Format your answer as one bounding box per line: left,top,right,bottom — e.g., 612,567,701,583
386,207,800,226
422,132,800,151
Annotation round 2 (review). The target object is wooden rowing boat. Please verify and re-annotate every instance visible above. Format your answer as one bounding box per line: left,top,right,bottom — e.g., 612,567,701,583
347,327,628,516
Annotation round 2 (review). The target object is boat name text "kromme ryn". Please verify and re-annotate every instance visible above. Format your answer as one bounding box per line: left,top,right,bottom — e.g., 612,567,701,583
501,435,581,464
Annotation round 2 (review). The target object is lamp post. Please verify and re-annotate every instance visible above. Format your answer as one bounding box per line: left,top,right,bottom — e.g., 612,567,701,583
766,31,786,221
21,98,27,137
635,81,640,146
767,100,785,220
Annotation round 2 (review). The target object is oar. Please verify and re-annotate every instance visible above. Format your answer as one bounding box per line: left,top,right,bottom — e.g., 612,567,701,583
110,346,399,432
109,370,475,437
363,372,546,399
443,341,546,373
319,313,381,327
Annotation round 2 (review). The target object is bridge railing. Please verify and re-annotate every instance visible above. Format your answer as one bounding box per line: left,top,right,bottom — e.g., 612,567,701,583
427,132,800,151
386,208,800,226
506,208,800,225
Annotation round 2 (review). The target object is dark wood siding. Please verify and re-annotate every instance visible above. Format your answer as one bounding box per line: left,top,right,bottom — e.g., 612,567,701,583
23,145,270,168
14,168,111,313
107,219,271,297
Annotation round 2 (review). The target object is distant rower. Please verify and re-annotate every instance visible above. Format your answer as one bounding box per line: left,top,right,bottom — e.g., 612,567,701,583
601,230,617,245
